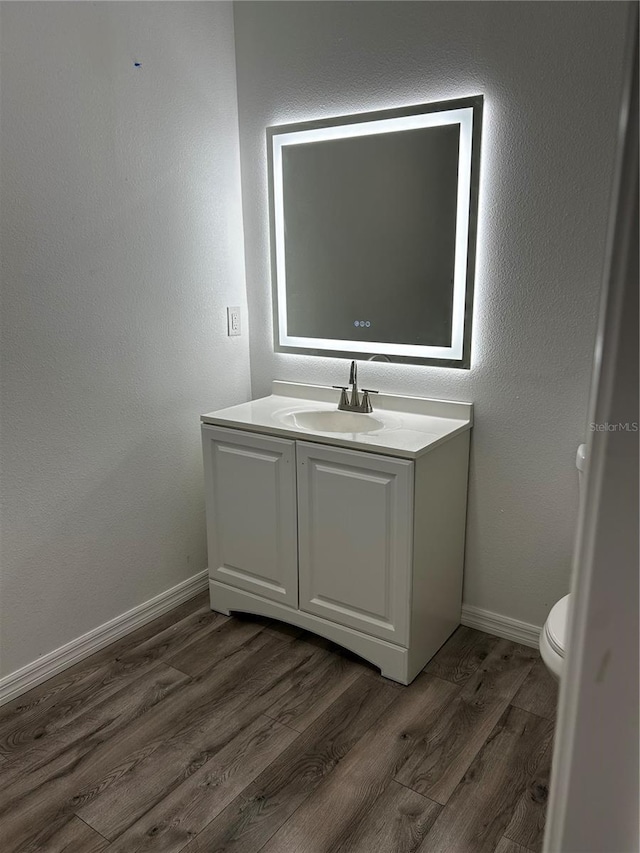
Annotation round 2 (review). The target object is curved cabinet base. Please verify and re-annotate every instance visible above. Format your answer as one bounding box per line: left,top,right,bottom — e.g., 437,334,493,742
210,580,441,685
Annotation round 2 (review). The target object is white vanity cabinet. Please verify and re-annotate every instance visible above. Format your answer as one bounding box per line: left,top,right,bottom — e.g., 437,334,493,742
202,427,298,607
296,441,413,647
202,408,471,685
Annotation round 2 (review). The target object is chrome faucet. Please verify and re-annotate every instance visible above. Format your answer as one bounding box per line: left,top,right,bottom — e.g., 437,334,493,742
333,360,378,413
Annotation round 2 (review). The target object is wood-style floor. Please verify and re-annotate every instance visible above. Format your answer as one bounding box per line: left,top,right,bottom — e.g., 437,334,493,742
0,592,557,853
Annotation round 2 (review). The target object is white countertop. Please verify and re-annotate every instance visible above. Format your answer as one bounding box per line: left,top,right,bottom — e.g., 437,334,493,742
201,382,472,460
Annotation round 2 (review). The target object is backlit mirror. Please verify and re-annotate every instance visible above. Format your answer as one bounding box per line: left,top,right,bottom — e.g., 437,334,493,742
267,96,483,368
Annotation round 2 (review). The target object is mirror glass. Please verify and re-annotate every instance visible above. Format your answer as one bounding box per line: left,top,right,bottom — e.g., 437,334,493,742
267,96,483,368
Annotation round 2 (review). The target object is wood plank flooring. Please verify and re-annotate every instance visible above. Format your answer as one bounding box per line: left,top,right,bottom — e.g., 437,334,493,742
0,592,557,853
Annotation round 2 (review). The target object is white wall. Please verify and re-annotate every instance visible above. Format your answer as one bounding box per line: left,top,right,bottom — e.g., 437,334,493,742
233,1,629,628
0,2,250,677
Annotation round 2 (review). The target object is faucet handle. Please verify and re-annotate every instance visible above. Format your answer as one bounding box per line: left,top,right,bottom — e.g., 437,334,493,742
332,386,350,410
360,389,378,413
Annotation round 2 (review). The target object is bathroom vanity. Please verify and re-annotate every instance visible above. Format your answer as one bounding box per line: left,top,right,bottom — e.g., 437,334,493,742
201,382,472,684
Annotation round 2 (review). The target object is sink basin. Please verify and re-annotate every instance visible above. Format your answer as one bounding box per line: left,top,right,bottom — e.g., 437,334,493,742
285,409,387,434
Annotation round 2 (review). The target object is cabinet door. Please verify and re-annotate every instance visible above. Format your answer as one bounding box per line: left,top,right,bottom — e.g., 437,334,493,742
297,442,413,645
202,426,298,606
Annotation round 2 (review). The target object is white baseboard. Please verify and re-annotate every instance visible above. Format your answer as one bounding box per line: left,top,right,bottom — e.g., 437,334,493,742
0,570,209,707
461,603,542,649
0,579,543,707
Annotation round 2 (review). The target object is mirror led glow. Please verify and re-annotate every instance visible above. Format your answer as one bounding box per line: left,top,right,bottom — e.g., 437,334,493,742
268,98,483,367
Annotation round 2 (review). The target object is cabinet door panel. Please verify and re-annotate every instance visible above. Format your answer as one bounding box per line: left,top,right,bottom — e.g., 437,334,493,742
297,442,413,645
202,426,297,606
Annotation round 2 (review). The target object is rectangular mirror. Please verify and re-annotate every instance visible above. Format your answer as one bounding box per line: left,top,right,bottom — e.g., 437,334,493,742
267,95,483,368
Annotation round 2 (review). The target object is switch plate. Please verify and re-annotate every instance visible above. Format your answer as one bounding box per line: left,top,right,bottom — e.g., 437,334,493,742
227,306,241,336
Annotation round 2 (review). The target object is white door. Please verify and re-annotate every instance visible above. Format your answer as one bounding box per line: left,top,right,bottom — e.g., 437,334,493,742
202,426,298,606
297,442,413,645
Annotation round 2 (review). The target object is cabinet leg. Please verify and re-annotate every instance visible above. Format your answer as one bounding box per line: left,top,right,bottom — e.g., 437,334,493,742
379,649,414,685
209,585,231,616
380,666,410,686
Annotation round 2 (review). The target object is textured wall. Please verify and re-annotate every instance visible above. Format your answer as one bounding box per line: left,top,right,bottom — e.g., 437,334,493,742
234,1,629,627
0,2,250,676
